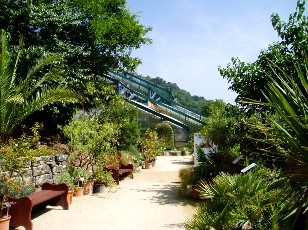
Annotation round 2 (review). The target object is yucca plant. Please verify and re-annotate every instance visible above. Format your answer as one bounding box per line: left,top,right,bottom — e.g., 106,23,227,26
0,30,81,143
244,54,308,226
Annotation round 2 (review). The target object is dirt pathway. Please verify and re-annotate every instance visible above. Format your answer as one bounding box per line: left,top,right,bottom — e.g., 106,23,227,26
28,156,196,230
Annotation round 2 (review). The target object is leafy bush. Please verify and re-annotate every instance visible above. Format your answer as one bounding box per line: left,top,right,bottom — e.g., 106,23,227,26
68,166,90,187
92,168,116,187
155,122,174,150
54,171,75,190
62,113,119,169
0,176,35,199
178,167,197,195
139,128,159,162
127,145,143,170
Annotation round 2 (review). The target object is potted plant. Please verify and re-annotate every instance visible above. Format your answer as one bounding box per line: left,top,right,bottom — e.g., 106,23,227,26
92,168,116,193
68,167,90,197
54,171,75,203
0,195,12,230
178,166,203,199
0,133,37,228
140,129,159,169
0,175,35,230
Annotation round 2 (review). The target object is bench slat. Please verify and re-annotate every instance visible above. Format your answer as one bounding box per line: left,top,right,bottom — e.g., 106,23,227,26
28,190,65,206
119,169,133,174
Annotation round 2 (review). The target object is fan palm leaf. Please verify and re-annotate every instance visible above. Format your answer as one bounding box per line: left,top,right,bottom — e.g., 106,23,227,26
187,170,291,229
0,30,81,142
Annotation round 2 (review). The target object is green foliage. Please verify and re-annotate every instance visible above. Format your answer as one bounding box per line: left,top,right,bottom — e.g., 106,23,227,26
0,31,80,142
68,166,90,187
139,128,159,162
0,176,35,199
201,100,249,149
186,169,293,230
126,145,143,169
155,122,174,150
92,168,116,187
179,144,244,197
119,151,134,166
0,0,151,73
271,0,308,55
54,171,75,190
0,122,45,177
246,55,308,223
198,99,270,172
218,1,307,113
98,99,141,151
62,113,119,169
62,95,141,171
0,0,152,135
178,167,198,195
143,76,210,114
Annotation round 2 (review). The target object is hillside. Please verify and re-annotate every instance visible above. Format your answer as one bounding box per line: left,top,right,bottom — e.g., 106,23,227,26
143,76,210,115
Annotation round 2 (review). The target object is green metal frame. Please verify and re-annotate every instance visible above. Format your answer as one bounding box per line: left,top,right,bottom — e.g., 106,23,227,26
106,71,204,123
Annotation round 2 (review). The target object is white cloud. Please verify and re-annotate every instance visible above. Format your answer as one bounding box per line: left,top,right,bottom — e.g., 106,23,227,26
129,0,297,104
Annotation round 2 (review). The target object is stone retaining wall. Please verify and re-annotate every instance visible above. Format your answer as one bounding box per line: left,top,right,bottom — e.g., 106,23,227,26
1,154,69,188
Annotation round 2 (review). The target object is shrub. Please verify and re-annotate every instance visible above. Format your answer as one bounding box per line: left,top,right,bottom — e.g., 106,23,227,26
54,171,75,190
155,122,174,150
186,168,293,229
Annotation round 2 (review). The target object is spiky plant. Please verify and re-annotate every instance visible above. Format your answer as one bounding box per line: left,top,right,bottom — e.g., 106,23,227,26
0,30,81,142
244,54,308,226
186,170,292,230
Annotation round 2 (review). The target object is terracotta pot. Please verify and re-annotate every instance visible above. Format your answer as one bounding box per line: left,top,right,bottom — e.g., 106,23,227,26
67,190,73,204
83,179,94,195
73,187,84,197
191,186,201,200
0,215,11,230
145,162,152,169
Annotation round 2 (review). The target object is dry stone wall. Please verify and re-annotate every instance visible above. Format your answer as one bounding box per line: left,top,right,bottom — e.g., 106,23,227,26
1,154,69,188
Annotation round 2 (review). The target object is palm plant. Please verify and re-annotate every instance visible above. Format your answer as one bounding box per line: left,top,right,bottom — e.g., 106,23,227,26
186,169,292,230
0,31,80,142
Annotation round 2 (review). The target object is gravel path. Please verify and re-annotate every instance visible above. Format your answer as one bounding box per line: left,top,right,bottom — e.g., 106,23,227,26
23,156,196,230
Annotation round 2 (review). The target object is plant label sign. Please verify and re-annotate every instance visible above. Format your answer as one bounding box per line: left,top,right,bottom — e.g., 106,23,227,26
241,163,257,173
232,155,243,164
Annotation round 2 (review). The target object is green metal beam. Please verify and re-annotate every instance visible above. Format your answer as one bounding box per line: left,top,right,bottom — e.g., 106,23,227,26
129,100,190,131
103,72,204,130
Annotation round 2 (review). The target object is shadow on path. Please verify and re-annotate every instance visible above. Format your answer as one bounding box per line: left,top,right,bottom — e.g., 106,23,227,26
163,222,188,229
131,183,196,207
171,159,194,166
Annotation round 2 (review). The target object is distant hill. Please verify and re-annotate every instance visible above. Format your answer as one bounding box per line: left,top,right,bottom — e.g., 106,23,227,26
143,76,210,115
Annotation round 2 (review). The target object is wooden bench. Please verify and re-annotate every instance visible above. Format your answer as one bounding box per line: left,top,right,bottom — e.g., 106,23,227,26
9,183,69,230
106,163,134,185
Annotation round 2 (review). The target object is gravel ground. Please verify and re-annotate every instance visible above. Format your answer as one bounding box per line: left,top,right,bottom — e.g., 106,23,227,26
16,156,196,230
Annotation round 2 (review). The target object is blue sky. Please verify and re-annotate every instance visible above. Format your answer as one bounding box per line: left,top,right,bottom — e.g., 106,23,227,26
126,0,299,104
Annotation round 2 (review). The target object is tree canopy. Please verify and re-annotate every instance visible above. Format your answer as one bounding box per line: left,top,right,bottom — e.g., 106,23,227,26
0,0,152,134
143,76,210,115
218,0,307,113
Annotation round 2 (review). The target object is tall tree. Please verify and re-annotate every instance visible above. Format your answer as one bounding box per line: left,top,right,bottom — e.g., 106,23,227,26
218,0,307,113
0,0,152,133
0,0,152,74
